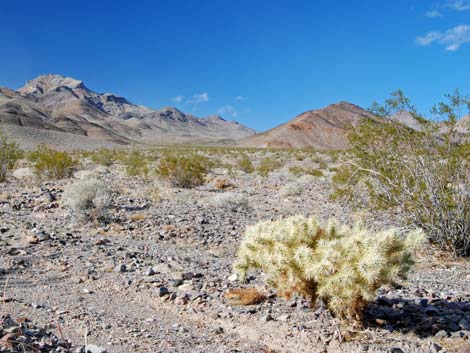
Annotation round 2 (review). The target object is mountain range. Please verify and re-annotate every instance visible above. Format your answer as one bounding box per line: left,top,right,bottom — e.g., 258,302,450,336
0,74,255,149
2,74,455,151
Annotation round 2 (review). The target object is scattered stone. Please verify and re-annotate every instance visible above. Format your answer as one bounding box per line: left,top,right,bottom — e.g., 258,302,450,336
146,267,156,276
157,287,169,297
114,264,127,273
84,344,108,353
262,313,274,322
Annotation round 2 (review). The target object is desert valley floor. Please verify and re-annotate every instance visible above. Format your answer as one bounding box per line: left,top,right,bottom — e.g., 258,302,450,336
1,149,470,353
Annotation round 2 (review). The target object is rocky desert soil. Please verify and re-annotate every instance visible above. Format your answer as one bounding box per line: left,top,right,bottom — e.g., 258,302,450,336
2,150,470,353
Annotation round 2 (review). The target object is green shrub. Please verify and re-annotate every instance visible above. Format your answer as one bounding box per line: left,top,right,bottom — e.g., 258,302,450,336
156,152,212,188
28,145,78,179
0,133,22,182
288,166,323,178
125,151,149,178
62,177,114,223
234,215,423,320
288,166,305,177
257,157,281,177
237,153,254,173
333,89,470,256
91,148,116,167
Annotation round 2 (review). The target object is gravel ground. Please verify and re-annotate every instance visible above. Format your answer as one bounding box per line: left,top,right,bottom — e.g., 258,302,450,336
2,156,470,353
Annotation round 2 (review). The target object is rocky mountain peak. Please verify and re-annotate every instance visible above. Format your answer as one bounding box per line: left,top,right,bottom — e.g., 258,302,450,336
18,74,86,95
206,115,227,123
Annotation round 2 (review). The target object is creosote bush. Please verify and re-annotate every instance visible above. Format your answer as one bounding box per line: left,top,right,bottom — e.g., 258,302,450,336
234,215,423,320
333,89,470,256
257,157,282,177
237,153,254,173
28,144,78,179
288,166,324,178
156,152,212,188
0,133,22,182
62,177,114,223
120,150,149,178
91,148,116,167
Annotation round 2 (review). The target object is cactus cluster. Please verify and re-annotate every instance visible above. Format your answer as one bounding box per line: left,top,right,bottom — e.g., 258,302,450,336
234,215,424,320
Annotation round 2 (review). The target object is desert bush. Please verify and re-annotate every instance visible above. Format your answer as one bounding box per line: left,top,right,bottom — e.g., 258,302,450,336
237,153,254,173
62,177,114,223
288,166,305,177
333,90,470,256
288,166,324,178
298,174,317,185
280,182,303,197
28,144,78,179
156,152,212,188
120,150,149,178
257,157,281,177
0,133,22,182
91,148,116,167
211,192,249,211
234,215,423,320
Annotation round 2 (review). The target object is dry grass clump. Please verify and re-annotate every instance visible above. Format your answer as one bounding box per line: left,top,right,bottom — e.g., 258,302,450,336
211,192,249,211
224,287,267,305
62,177,114,223
0,133,22,182
234,215,424,320
213,177,233,190
28,144,78,179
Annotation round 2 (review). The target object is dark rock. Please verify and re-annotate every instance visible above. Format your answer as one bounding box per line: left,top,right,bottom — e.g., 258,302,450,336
114,264,127,273
157,287,169,297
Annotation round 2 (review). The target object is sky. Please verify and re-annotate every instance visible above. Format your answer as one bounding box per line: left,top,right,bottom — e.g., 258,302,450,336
1,0,470,131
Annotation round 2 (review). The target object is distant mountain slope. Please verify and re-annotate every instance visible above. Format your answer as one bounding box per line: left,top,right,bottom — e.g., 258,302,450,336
0,87,60,131
0,74,256,148
240,102,378,149
133,107,256,142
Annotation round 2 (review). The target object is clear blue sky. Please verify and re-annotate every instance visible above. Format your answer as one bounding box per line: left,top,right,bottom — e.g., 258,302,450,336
1,0,470,130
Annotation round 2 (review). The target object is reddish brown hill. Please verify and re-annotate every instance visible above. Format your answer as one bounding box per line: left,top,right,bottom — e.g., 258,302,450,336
239,102,378,149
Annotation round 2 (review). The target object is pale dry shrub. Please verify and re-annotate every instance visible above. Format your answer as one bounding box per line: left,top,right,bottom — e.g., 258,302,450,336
211,192,249,211
280,182,303,197
234,215,424,320
298,174,317,185
62,178,114,223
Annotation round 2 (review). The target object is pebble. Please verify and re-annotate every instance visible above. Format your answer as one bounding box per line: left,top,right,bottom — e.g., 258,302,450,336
114,264,127,273
157,287,169,297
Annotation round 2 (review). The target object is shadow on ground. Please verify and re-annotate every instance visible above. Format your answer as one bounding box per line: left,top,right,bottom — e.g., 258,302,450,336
365,296,470,338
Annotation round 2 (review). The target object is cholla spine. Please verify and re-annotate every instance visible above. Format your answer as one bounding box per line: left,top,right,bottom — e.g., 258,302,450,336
234,215,424,320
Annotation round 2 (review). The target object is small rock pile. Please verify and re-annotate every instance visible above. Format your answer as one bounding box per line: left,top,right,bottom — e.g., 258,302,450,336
0,314,72,352
0,315,108,353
